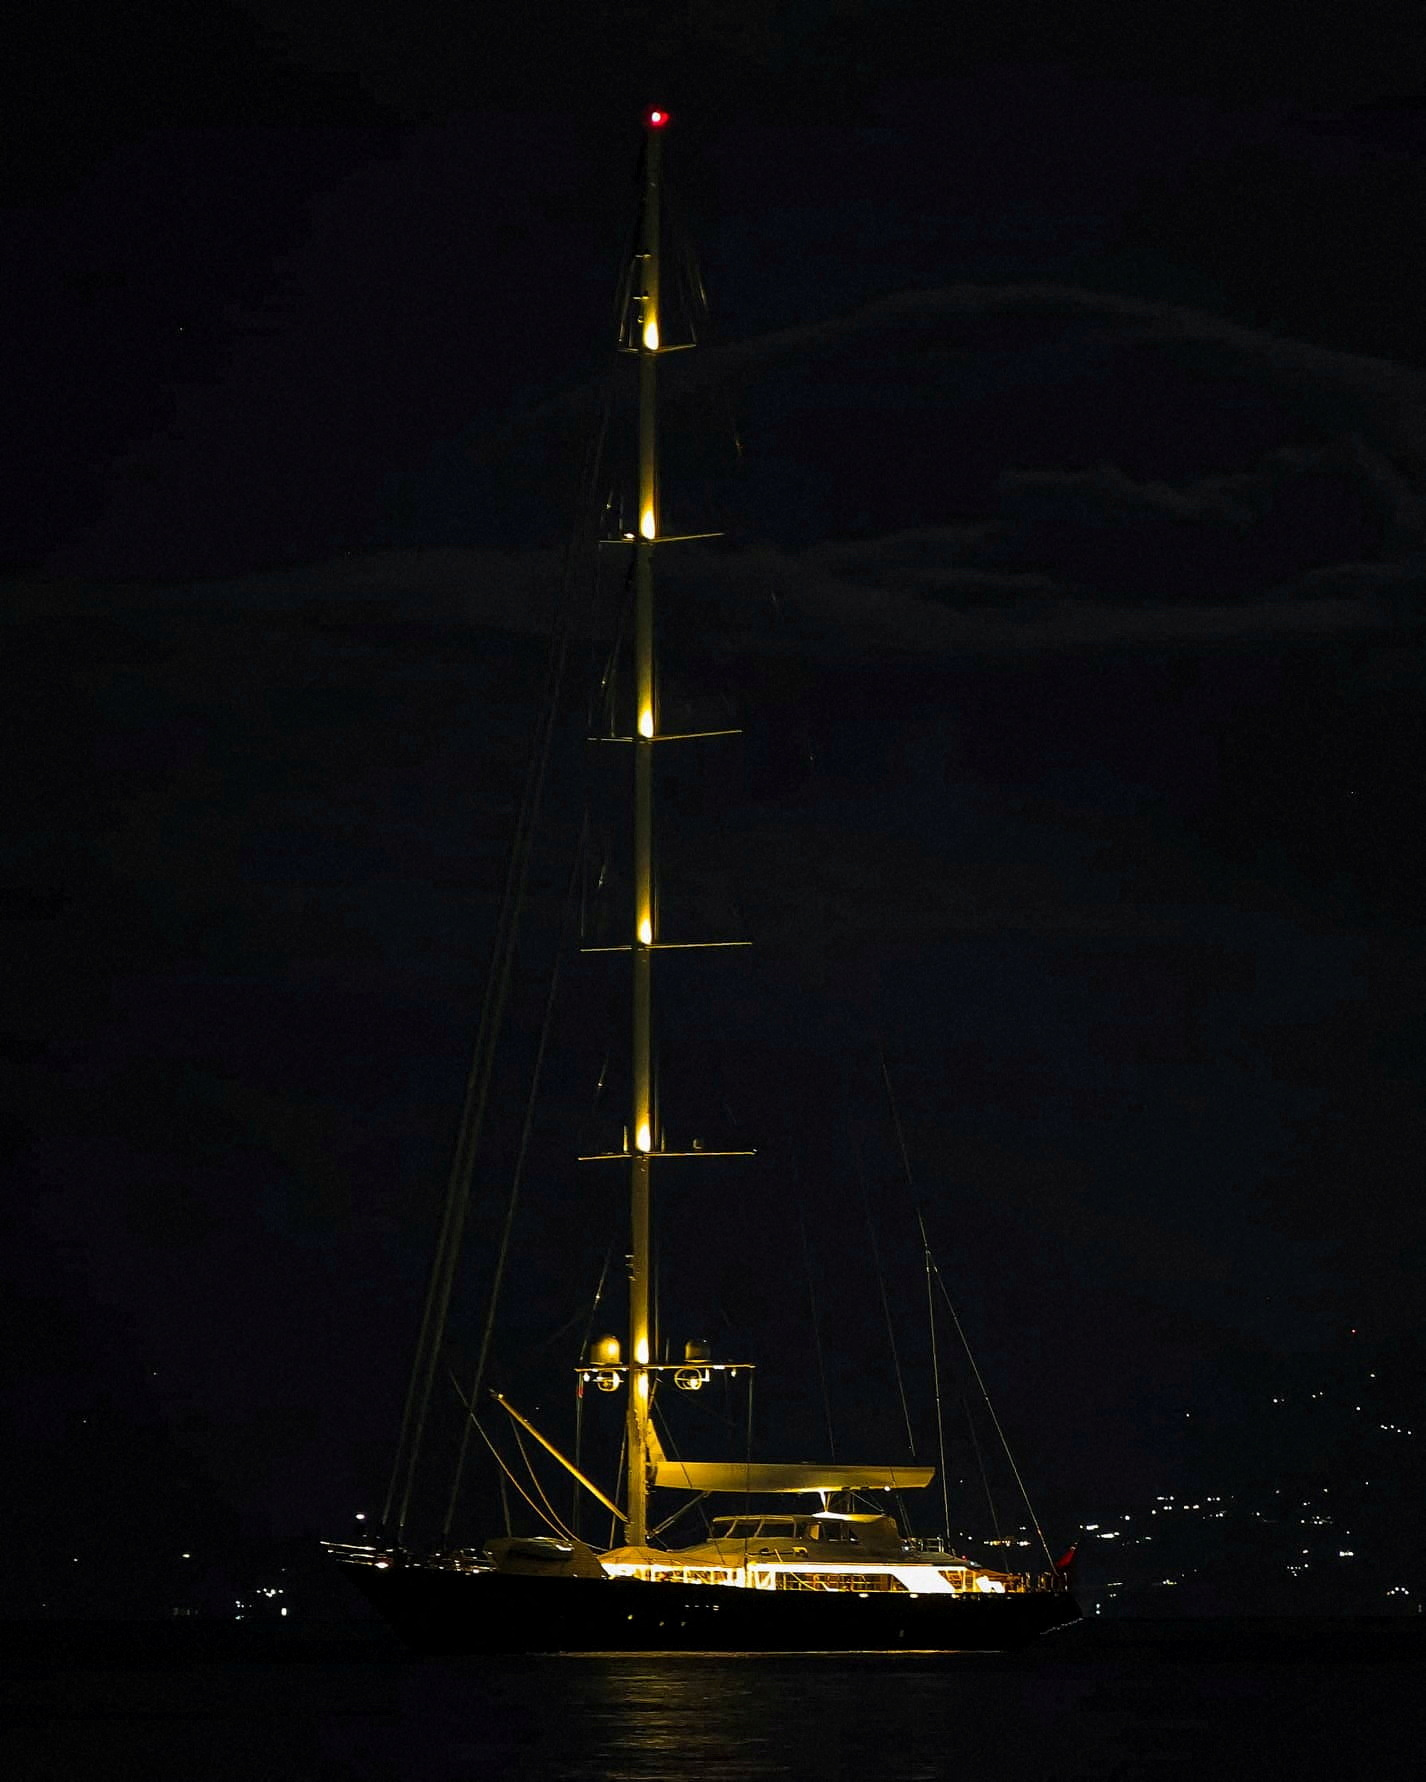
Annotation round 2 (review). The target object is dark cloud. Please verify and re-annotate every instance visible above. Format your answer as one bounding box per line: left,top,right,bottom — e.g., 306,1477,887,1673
35,280,1426,657
1279,552,1426,605
689,282,1426,483
233,0,1426,115
987,438,1419,602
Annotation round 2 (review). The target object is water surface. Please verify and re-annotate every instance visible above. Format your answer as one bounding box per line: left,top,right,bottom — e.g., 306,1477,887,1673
3,1629,1421,1779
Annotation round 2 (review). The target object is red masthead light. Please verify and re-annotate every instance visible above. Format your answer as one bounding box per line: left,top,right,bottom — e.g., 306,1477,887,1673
646,108,670,129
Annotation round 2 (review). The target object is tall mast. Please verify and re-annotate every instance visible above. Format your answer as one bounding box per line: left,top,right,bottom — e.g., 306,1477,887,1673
626,105,668,1549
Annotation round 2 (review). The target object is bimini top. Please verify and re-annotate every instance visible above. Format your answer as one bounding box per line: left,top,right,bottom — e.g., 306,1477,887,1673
651,1459,934,1494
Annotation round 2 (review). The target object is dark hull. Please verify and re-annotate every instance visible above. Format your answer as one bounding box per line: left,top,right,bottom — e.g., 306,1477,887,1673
342,1562,1079,1654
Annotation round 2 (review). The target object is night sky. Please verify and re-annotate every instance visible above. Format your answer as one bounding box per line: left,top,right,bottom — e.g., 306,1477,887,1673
7,2,1426,1609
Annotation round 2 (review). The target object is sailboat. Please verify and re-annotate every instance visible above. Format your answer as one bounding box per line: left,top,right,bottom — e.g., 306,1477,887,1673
328,108,1078,1653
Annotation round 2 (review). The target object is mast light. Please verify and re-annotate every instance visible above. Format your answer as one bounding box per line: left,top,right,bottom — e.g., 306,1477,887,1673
643,316,660,352
647,108,670,129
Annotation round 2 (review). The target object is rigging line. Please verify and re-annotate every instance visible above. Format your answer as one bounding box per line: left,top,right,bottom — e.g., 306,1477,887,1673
590,601,625,734
526,1290,607,1364
613,149,645,341
914,1213,1000,1543
609,1429,625,1550
498,1460,512,1536
743,1366,755,1521
593,548,635,731
578,827,591,941
961,1360,1002,1545
880,1055,949,1524
651,1396,676,1460
855,1139,916,1459
578,1242,615,1362
917,1205,953,1543
467,1411,567,1542
445,1368,570,1540
508,1419,579,1545
386,735,543,1539
885,1058,1003,1545
650,1493,709,1540
663,178,708,333
930,1255,1053,1566
524,1311,590,1365
443,815,591,1540
570,1244,615,1539
796,1193,836,1460
384,385,614,1542
573,1373,584,1541
880,1049,916,1193
577,1042,613,1169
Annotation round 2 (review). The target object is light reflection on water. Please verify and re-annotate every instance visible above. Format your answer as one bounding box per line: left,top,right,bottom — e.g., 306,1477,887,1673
4,1646,1420,1780
380,1653,1130,1781
547,1660,788,1781
374,1650,1419,1782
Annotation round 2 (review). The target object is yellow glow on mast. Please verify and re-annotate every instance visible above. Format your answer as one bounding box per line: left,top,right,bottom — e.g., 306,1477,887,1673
624,105,667,1553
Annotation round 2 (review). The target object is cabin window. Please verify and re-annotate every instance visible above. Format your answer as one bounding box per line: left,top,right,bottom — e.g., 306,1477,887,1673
711,1517,811,1541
